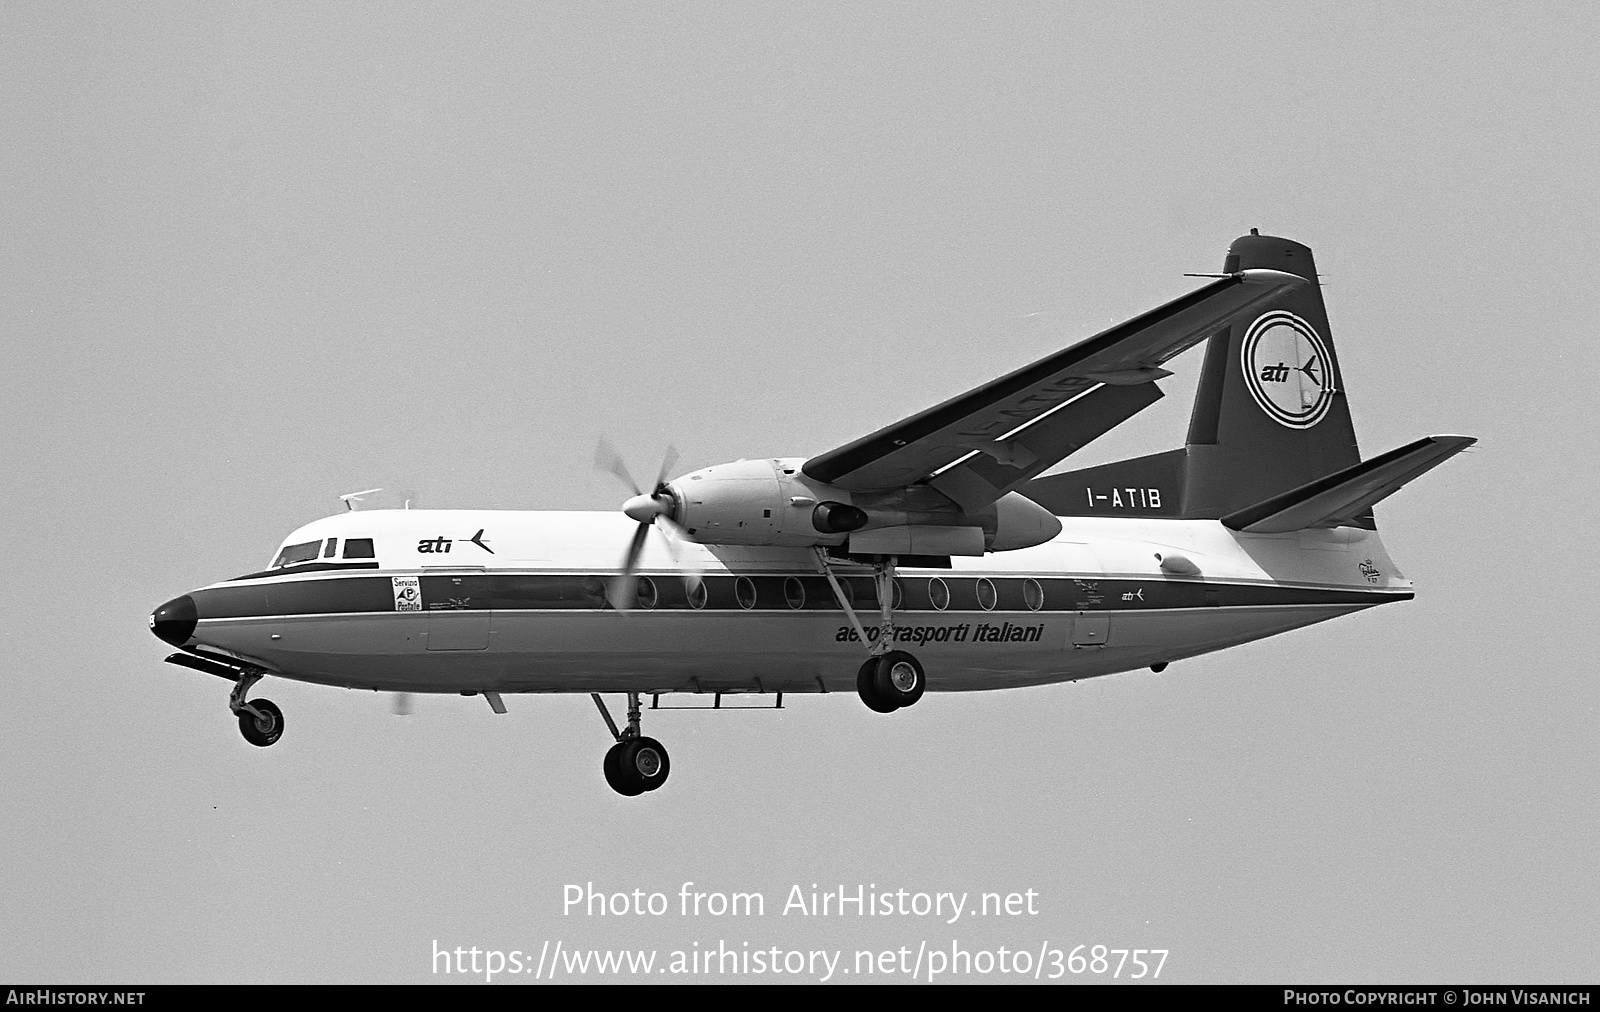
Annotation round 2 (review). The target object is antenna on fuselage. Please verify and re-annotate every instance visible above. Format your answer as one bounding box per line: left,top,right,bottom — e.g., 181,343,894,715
339,488,383,511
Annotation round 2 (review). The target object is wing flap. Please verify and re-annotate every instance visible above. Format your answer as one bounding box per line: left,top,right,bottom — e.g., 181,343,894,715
803,269,1307,491
928,381,1164,512
1221,435,1476,534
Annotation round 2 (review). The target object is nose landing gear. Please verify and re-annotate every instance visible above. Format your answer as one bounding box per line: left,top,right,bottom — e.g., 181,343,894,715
593,692,670,796
229,670,284,747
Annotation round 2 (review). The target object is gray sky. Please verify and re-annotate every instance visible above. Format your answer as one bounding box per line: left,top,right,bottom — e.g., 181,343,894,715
3,2,1596,983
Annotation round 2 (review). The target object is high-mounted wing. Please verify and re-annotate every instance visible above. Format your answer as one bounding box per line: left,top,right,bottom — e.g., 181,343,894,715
802,270,1308,509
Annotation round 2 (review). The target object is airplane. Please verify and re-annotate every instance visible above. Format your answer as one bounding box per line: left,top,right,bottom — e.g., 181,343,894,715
149,231,1474,796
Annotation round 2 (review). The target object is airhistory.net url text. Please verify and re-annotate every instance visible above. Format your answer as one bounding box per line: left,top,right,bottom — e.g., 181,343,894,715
432,939,1167,982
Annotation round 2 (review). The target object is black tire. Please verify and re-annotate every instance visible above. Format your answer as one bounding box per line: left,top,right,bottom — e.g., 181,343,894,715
238,699,284,747
873,651,925,708
619,737,670,792
603,742,644,796
857,657,899,713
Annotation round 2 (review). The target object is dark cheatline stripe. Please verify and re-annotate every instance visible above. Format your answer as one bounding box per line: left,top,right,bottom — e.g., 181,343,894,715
192,571,1409,620
229,561,382,582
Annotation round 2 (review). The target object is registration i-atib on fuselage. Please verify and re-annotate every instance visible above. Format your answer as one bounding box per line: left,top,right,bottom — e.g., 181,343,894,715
148,232,1473,796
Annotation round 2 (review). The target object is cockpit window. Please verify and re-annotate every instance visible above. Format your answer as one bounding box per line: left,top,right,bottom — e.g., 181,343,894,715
342,538,376,560
271,540,323,569
322,538,338,558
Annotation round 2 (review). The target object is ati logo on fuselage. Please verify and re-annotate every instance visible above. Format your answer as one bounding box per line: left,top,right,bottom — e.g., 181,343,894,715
1240,310,1335,429
417,530,494,554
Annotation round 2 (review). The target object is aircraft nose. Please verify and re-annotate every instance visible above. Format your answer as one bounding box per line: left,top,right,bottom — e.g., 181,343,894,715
150,595,197,646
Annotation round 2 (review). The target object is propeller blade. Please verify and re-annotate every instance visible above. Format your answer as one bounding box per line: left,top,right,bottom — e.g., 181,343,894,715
657,515,706,595
594,437,642,496
607,521,653,614
652,444,680,492
391,692,413,716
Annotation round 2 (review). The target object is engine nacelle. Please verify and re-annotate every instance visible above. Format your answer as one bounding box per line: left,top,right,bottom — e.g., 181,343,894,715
666,457,1061,554
669,458,840,547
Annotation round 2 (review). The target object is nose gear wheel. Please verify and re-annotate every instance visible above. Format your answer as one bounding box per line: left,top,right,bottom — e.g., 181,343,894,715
238,699,284,747
226,669,286,747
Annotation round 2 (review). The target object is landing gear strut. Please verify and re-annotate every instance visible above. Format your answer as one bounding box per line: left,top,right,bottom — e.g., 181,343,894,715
815,549,928,714
593,692,670,796
229,670,284,747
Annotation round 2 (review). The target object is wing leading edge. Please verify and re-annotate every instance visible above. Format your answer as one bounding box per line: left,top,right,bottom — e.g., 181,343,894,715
802,269,1309,506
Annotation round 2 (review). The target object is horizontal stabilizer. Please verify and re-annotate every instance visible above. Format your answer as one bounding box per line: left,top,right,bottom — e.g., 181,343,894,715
1220,435,1475,533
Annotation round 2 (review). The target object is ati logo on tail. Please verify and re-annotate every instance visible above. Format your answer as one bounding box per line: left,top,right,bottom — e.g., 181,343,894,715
1241,311,1336,429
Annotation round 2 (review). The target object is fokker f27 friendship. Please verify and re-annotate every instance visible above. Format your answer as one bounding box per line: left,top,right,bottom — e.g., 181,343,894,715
150,232,1473,795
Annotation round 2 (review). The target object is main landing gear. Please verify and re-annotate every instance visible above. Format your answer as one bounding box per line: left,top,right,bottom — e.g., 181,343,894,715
229,670,284,747
814,549,928,715
592,692,670,796
857,650,926,713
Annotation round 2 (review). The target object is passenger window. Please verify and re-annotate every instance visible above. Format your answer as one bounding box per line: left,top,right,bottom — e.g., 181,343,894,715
271,540,322,568
1024,578,1044,611
976,578,998,611
636,577,658,611
323,539,338,558
343,538,376,560
735,577,757,610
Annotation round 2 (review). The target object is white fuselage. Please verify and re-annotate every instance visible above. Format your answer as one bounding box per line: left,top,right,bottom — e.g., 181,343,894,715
170,509,1412,696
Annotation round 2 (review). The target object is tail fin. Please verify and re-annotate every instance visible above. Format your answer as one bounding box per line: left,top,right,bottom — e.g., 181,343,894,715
1181,231,1362,519
1025,231,1370,523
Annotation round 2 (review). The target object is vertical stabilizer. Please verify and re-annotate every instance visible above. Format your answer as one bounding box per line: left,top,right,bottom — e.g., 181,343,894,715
1181,233,1363,520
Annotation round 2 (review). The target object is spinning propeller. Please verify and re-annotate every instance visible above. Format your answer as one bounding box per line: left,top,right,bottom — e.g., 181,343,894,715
595,439,698,613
